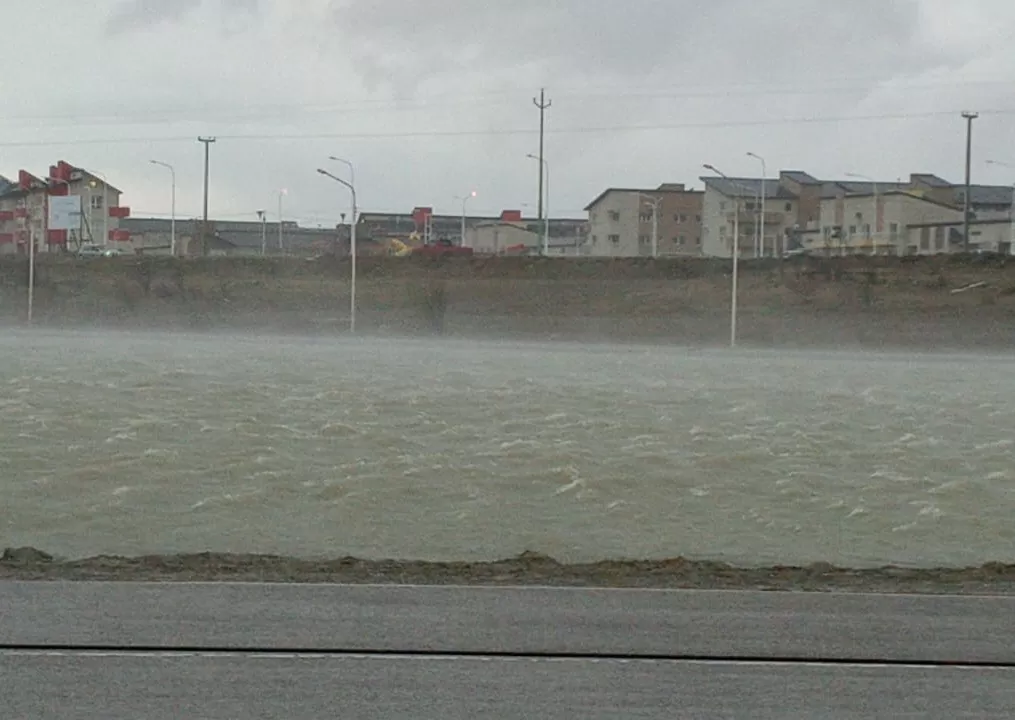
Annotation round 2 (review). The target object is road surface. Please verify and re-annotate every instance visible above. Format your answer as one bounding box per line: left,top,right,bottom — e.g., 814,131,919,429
3,582,1015,717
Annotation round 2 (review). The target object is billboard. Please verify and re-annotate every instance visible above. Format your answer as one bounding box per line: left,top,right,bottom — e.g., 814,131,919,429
48,195,82,231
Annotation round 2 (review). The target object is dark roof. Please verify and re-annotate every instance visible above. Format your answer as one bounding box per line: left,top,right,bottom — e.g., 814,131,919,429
701,171,1012,209
584,184,702,211
959,185,1015,206
820,181,910,198
909,173,952,188
699,176,795,200
0,166,123,198
830,189,962,210
779,170,821,185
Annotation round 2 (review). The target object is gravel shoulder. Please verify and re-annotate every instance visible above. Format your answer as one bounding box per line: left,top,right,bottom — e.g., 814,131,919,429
5,548,1015,594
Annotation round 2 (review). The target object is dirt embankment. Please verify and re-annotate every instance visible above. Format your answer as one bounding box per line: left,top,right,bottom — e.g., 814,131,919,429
5,547,1015,594
1,254,1013,347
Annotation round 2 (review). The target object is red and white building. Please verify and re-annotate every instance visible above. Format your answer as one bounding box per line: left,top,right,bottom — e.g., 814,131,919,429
0,160,132,254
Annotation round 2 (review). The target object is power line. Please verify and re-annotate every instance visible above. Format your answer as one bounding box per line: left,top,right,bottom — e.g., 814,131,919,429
1,77,1011,126
0,108,1012,149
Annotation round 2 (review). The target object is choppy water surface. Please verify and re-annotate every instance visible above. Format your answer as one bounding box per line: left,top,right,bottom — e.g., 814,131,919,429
2,329,1014,567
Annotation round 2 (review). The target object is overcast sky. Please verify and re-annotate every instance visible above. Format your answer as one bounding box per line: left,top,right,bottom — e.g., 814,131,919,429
2,0,1013,226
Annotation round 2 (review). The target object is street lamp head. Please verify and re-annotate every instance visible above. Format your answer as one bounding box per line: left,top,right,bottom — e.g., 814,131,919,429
703,164,717,172
470,190,477,197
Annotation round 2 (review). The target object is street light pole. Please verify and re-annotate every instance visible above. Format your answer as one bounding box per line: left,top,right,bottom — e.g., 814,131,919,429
277,189,288,253
27,219,35,326
962,111,978,253
150,160,176,255
198,137,216,256
526,154,549,255
845,172,879,255
328,157,358,326
704,164,741,348
318,167,358,334
257,210,266,255
457,190,476,247
747,152,766,257
637,193,661,258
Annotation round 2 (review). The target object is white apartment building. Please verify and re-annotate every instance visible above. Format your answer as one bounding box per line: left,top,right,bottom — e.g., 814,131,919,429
0,161,128,254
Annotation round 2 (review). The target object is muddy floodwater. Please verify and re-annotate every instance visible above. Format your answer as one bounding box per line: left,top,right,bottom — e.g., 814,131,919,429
3,329,1014,569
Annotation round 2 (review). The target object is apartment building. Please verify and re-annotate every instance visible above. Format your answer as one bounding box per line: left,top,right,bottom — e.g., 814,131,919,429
585,183,703,257
802,189,962,254
701,170,1014,257
0,161,128,254
700,172,808,258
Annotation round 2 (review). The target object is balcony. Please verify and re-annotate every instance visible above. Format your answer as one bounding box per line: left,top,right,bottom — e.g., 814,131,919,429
725,211,785,225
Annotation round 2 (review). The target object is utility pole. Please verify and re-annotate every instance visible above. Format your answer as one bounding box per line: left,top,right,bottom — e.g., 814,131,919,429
533,88,551,221
962,112,978,253
198,137,216,256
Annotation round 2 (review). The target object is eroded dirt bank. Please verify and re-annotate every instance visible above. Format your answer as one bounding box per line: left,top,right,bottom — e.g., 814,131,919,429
5,548,1015,594
1,254,1013,348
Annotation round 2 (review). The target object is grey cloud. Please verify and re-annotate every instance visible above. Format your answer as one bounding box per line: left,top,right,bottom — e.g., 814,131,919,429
329,0,932,91
106,0,260,34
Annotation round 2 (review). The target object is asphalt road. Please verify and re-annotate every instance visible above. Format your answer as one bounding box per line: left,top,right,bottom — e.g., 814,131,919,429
5,582,1015,717
3,582,1015,663
5,651,1015,719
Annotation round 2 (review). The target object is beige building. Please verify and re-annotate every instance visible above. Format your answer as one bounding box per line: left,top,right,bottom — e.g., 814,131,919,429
906,219,1013,255
585,183,703,257
804,191,964,255
700,171,815,259
0,161,126,254
701,171,1013,258
467,220,540,255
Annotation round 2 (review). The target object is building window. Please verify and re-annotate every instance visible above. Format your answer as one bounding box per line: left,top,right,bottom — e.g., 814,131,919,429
889,223,899,241
720,202,726,211
848,225,856,237
90,195,104,210
676,235,685,245
608,211,620,222
694,235,701,245
638,235,650,244
695,214,701,222
920,227,930,250
639,212,653,223
608,234,620,244
591,235,598,245
785,202,792,211
934,226,945,250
